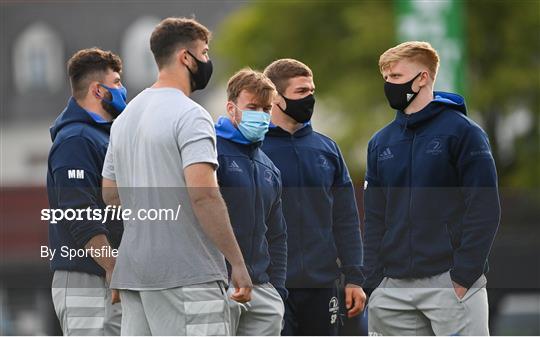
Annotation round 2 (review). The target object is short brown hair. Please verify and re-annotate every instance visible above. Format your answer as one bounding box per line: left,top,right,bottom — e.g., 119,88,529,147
150,17,211,69
227,68,276,107
263,58,313,93
379,41,440,80
67,48,122,100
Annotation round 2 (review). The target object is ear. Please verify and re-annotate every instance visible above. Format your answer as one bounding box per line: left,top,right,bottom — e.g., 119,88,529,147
275,93,286,111
419,71,430,87
92,82,103,99
226,101,235,118
178,48,193,68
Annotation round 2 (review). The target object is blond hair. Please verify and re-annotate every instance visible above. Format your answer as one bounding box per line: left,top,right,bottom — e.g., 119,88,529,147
379,41,440,80
227,68,276,107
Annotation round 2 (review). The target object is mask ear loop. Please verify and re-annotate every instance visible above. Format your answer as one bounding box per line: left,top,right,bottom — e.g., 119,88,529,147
411,72,425,94
276,93,288,112
227,102,242,128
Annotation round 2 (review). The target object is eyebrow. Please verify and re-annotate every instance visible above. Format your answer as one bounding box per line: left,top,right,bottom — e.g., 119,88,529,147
384,72,401,79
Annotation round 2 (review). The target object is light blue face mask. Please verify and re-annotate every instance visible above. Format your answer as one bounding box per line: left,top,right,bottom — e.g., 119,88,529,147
235,108,271,143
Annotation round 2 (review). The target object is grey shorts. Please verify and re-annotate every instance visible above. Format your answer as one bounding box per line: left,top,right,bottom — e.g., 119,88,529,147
227,283,284,336
51,270,121,336
368,270,489,336
120,281,230,336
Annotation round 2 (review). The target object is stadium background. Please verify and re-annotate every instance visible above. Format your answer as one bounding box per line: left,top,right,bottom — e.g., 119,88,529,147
0,0,538,335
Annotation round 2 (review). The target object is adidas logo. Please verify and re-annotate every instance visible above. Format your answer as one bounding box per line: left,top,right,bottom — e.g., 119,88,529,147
228,160,243,172
378,147,394,161
407,93,414,102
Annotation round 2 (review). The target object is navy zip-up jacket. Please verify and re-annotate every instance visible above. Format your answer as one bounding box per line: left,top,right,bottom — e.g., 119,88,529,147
215,117,288,299
262,122,364,288
363,92,500,290
46,97,123,276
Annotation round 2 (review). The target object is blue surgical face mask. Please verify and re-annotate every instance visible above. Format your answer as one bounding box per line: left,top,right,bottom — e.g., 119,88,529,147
99,84,127,116
233,107,271,143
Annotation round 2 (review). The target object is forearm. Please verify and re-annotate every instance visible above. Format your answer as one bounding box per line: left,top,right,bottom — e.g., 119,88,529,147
85,234,115,273
191,192,246,267
267,235,287,288
451,185,500,287
103,191,121,206
453,135,501,287
266,199,287,288
102,178,121,206
332,184,364,284
362,186,387,288
334,223,364,285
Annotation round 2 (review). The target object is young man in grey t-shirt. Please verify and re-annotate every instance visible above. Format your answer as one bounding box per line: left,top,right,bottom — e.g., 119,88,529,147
102,17,252,336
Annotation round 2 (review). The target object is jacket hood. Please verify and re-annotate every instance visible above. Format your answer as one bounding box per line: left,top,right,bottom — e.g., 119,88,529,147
215,116,253,145
50,97,111,141
395,91,467,129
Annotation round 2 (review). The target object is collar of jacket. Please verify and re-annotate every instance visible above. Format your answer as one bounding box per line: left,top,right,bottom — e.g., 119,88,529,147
50,97,112,141
394,91,467,129
267,121,313,138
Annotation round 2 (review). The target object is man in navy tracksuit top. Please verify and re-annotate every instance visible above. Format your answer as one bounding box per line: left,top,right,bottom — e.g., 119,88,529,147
216,69,287,335
46,48,126,335
262,59,366,336
364,42,500,336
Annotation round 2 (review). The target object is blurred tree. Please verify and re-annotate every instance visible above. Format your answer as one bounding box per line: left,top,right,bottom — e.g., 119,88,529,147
214,0,539,188
467,0,539,189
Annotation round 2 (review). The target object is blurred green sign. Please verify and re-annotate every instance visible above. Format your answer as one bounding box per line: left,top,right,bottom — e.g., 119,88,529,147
395,0,466,94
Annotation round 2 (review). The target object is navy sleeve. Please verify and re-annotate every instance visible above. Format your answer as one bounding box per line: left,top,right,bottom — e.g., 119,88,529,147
50,136,109,247
331,145,365,286
266,172,288,300
450,125,500,288
362,140,386,293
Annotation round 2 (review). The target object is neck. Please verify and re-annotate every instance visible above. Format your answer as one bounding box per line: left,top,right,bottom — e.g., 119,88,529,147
271,107,303,134
76,97,112,122
404,86,434,115
152,67,191,96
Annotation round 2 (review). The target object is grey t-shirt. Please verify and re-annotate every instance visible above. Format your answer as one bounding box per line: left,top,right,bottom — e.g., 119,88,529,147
102,87,227,290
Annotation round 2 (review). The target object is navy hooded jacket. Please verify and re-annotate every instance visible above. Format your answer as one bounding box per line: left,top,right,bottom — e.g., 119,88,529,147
262,122,364,288
215,117,288,299
363,92,500,290
46,97,123,276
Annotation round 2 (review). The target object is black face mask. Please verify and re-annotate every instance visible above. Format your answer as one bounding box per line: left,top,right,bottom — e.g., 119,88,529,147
278,94,315,123
383,72,422,111
186,50,213,92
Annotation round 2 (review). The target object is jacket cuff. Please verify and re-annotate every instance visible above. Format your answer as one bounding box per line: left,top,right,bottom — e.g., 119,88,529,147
449,268,478,289
71,221,110,247
343,268,366,287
